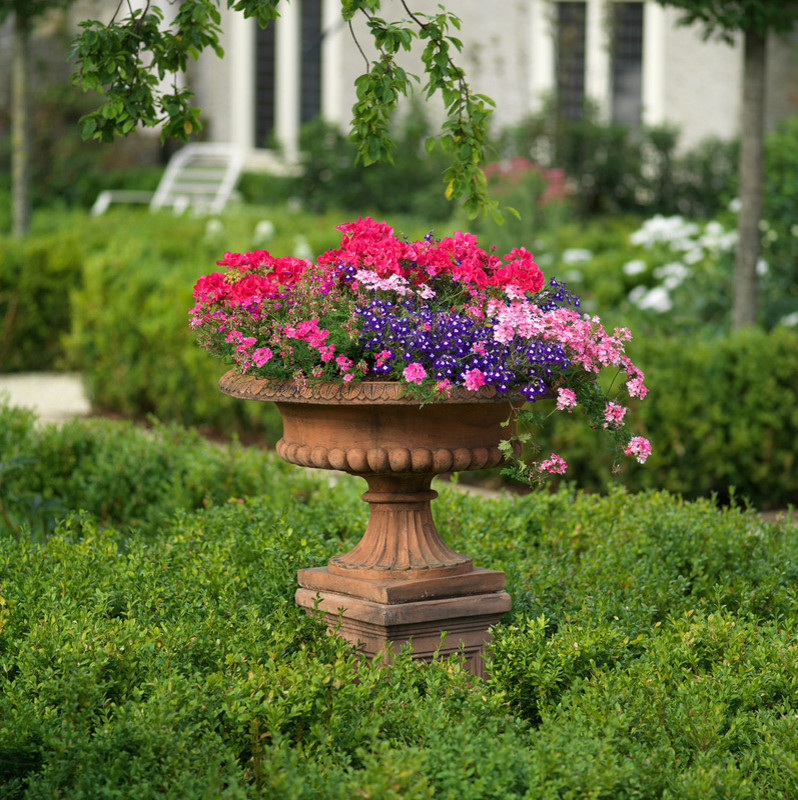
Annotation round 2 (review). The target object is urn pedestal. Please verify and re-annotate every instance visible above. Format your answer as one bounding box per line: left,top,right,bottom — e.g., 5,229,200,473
220,370,520,677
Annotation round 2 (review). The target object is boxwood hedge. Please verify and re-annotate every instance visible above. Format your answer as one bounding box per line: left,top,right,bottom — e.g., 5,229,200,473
2,404,798,798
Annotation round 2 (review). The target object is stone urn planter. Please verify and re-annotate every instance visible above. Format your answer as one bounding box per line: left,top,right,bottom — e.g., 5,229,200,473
220,369,523,677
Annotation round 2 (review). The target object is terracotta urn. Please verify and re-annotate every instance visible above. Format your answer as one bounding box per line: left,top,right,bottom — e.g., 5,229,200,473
220,369,521,676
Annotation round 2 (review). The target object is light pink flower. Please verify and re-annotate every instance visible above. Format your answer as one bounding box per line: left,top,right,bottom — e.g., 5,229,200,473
626,377,649,399
537,453,568,474
624,436,652,464
403,362,427,384
603,402,627,429
556,387,577,411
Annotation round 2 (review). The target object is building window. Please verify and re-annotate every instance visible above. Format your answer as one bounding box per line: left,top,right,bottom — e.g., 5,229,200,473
555,2,587,119
611,2,644,126
300,0,323,123
254,20,276,148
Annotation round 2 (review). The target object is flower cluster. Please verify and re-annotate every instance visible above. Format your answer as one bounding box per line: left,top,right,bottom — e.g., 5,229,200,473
190,217,651,478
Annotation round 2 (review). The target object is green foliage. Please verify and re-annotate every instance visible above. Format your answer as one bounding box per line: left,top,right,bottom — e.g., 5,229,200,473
760,115,798,323
530,326,798,507
70,1,497,217
1,406,798,797
496,98,738,219
0,228,85,371
654,0,798,41
295,110,454,222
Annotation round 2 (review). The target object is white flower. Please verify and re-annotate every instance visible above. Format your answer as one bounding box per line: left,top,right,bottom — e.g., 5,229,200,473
780,311,798,327
253,219,275,243
561,248,592,264
633,286,673,313
654,262,690,290
682,249,705,265
293,235,313,261
622,259,647,276
729,198,742,213
204,218,224,239
756,258,770,276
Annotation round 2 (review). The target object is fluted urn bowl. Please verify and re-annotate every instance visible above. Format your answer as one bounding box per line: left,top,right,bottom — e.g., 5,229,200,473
219,370,522,583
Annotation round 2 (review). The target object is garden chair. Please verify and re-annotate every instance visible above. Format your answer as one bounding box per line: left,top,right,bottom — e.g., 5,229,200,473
91,143,243,216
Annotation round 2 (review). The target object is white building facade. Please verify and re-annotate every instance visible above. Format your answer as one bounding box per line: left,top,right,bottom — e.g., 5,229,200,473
63,1,798,167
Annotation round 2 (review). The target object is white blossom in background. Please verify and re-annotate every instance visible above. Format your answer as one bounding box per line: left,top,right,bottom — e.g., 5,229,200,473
654,262,690,290
563,269,584,283
629,285,673,313
729,198,742,213
629,215,699,250
253,219,275,245
293,235,314,261
756,258,770,276
780,311,798,327
561,248,593,264
622,259,647,276
204,218,224,240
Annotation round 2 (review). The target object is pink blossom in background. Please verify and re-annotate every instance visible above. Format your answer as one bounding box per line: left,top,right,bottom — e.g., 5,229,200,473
603,402,627,428
624,436,652,464
403,363,427,384
463,368,486,391
556,387,577,411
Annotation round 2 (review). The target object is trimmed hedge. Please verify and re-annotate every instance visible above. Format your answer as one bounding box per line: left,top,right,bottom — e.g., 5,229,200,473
528,325,798,507
1,405,798,797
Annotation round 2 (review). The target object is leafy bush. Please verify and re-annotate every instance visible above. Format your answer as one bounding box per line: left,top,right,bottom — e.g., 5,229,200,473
496,97,738,219
294,106,454,222
527,325,798,507
1,406,798,798
0,228,86,371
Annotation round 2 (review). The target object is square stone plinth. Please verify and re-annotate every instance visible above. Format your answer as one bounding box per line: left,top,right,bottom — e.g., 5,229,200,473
295,586,511,678
297,565,507,604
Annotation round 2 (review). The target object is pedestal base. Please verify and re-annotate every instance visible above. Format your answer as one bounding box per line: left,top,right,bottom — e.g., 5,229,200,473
295,581,511,678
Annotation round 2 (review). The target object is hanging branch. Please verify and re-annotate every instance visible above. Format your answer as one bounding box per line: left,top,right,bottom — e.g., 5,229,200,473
70,0,500,218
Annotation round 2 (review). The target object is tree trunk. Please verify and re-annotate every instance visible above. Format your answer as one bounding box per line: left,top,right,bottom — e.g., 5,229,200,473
11,11,31,238
732,27,766,329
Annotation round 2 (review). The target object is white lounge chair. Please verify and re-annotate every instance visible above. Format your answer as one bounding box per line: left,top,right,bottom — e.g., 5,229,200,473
91,142,243,216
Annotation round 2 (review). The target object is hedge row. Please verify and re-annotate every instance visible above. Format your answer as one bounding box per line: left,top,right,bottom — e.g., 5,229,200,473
2,209,796,506
2,404,798,797
529,324,798,507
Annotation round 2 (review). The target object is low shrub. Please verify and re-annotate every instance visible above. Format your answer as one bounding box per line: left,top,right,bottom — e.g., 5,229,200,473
525,325,798,507
1,407,798,797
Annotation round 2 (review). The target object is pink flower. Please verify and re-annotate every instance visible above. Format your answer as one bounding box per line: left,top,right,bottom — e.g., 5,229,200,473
335,355,353,371
319,345,335,362
435,379,452,397
624,436,652,464
603,402,627,429
252,347,273,367
463,368,486,391
556,388,577,411
538,453,568,474
626,377,649,399
403,363,427,384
